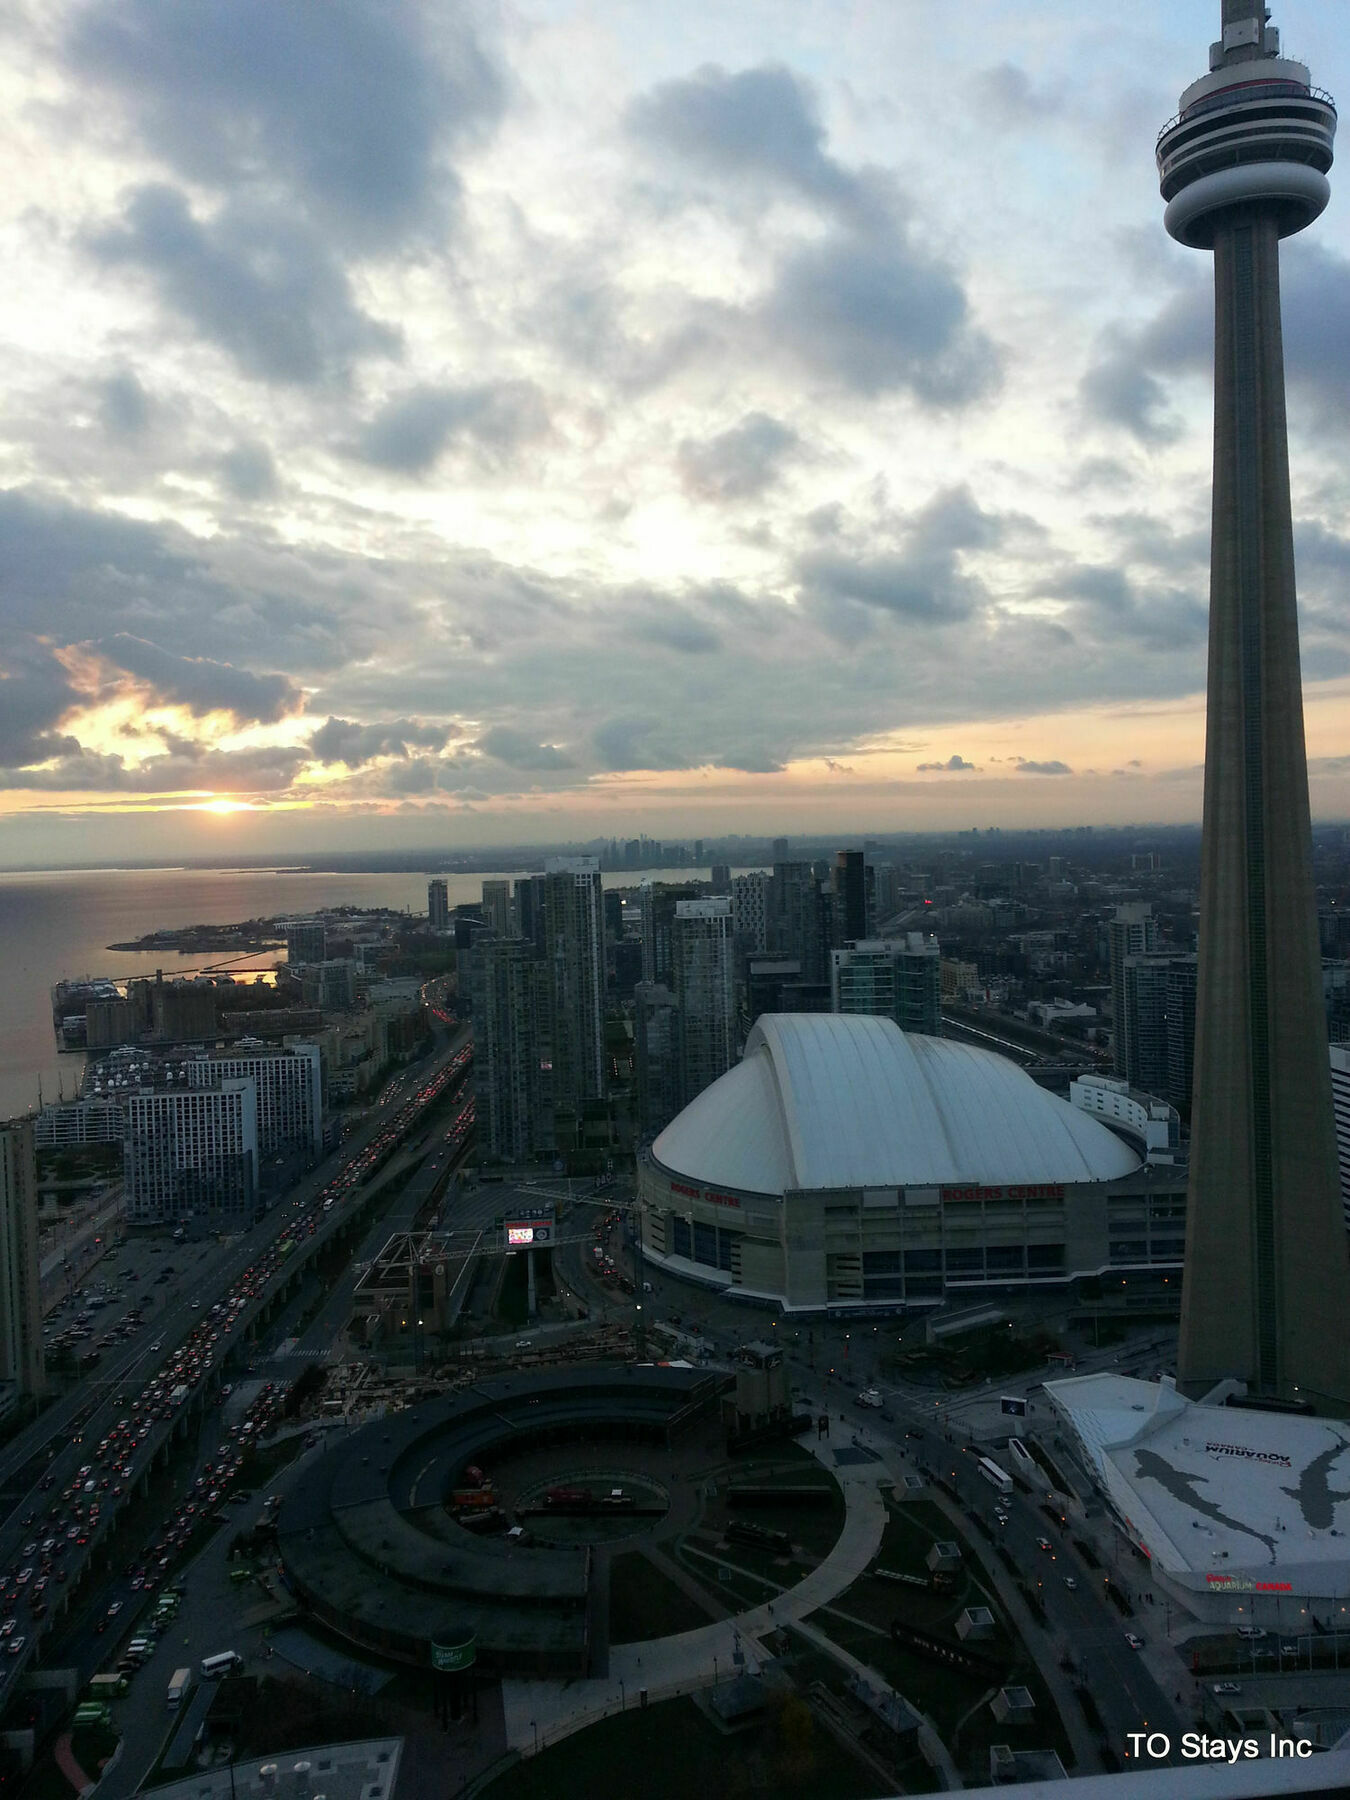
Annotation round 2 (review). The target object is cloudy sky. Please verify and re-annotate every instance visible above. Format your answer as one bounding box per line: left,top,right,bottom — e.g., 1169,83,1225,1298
2,0,1348,867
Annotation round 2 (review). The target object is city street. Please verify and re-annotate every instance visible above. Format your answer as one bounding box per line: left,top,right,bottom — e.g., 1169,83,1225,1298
549,1221,1194,1758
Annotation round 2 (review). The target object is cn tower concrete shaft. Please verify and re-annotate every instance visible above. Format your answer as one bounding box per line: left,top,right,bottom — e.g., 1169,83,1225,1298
1157,8,1350,1406
1179,214,1350,1405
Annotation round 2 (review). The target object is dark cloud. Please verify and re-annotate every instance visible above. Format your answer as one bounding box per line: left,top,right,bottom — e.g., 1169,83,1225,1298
0,487,197,635
218,441,278,501
308,717,454,768
1049,562,1208,652
1296,520,1350,575
1078,277,1210,443
0,486,414,673
762,229,1000,404
1085,245,1350,447
67,0,504,252
626,62,885,229
917,754,979,772
799,546,975,622
1089,510,1208,570
527,268,722,396
677,413,801,502
626,605,722,654
96,370,152,439
351,382,549,475
973,63,1066,128
0,742,307,794
1080,340,1181,444
97,634,301,725
377,756,471,796
717,747,786,774
1281,243,1350,434
474,726,574,771
593,717,689,774
590,710,788,777
0,639,83,767
796,484,1001,626
89,184,401,385
1136,285,1211,368
1016,759,1073,775
625,60,997,408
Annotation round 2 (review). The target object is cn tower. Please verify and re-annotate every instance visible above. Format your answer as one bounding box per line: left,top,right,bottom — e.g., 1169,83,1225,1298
1158,4,1350,1407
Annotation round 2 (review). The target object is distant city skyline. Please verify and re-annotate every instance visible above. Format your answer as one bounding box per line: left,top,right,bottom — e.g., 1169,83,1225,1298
2,2,1349,870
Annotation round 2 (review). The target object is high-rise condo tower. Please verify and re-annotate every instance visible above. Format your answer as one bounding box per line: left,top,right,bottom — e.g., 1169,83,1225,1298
1157,2,1350,1405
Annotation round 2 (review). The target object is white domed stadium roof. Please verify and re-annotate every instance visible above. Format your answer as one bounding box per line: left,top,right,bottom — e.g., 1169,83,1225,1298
651,1014,1140,1196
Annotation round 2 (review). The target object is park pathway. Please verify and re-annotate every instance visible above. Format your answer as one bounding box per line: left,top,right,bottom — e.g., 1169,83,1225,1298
499,1423,888,1755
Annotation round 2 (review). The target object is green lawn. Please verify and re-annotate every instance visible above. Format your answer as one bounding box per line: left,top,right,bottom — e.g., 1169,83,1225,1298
659,1450,846,1620
479,1695,885,1800
806,1496,1079,1782
608,1551,717,1643
809,1609,990,1730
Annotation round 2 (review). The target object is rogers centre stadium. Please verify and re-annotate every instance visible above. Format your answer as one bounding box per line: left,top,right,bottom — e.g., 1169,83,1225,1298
637,1013,1188,1313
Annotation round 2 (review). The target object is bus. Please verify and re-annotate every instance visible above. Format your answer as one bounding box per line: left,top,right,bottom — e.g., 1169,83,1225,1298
976,1456,1014,1494
199,1651,243,1680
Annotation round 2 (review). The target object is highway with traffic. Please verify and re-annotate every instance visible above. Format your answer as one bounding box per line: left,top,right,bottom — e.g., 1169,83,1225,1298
0,1023,471,1702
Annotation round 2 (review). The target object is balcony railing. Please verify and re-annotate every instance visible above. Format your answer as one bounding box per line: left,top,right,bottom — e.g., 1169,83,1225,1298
1157,82,1335,148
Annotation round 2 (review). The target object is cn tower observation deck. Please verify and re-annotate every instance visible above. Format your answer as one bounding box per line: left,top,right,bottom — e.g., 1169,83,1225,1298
1156,5,1335,247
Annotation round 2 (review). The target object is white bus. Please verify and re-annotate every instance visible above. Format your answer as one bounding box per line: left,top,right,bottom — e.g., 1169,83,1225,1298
976,1456,1014,1494
200,1651,243,1680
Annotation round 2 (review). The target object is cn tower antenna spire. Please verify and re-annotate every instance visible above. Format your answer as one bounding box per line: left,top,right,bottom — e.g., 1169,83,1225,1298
1156,9,1350,1408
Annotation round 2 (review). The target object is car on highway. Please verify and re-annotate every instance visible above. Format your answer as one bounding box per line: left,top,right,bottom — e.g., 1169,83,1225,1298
1036,1537,1052,1551
1213,1682,1241,1696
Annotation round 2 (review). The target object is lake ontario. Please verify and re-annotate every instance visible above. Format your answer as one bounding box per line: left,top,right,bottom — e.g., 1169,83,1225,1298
0,864,708,1120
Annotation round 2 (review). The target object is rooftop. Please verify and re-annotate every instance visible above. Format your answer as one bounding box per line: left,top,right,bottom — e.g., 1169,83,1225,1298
1047,1375,1350,1592
148,1739,401,1800
651,1013,1140,1195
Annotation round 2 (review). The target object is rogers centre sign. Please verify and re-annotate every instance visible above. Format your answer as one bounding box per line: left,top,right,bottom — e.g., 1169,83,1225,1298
941,1183,1065,1203
667,1181,741,1209
1205,1442,1292,1467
